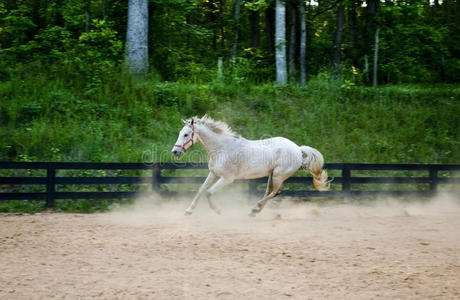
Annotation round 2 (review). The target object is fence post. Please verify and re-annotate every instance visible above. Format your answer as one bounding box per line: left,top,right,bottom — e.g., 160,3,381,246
342,165,351,201
429,168,438,196
46,165,56,208
152,164,161,193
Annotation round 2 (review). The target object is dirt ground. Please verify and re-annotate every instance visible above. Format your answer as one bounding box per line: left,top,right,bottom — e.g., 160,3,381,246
1,195,460,300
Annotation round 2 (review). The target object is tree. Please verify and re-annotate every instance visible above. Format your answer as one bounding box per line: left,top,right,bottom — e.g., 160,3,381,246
331,2,344,80
102,0,108,19
265,4,275,53
85,0,90,34
299,0,307,85
364,0,379,84
219,0,225,50
275,0,287,84
230,0,241,59
347,0,358,66
125,0,148,75
288,1,297,82
373,27,379,87
247,0,261,48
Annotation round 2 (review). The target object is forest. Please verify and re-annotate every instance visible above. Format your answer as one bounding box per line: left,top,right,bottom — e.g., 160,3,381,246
0,0,459,166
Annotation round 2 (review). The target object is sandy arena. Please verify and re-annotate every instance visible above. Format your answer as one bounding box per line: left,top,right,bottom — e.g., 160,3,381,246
1,195,459,299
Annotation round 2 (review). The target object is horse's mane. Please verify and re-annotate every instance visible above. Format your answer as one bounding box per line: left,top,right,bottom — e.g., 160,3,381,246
190,115,238,137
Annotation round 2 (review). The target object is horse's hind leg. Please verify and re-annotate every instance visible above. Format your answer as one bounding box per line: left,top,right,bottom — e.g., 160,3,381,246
264,174,273,197
250,175,284,217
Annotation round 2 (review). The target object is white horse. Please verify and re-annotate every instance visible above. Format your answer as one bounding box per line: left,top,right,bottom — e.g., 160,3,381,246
171,115,330,217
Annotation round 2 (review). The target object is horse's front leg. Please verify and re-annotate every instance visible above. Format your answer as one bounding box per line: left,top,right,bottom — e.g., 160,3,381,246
185,172,218,215
205,176,234,215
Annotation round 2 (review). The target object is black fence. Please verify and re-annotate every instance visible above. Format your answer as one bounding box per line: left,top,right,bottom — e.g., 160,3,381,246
0,162,459,207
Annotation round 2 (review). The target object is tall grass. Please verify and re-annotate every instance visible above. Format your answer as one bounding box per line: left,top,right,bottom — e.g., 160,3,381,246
0,68,459,165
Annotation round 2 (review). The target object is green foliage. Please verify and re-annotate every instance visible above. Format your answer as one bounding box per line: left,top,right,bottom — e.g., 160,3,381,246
1,0,458,84
244,0,269,11
30,26,73,60
376,1,447,83
444,59,460,82
0,200,46,213
69,19,123,93
2,5,36,46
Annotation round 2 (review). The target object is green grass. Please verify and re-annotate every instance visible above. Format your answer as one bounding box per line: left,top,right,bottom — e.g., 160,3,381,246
1,72,458,164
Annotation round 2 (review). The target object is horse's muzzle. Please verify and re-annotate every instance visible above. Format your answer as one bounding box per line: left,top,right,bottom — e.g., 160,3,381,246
172,149,182,157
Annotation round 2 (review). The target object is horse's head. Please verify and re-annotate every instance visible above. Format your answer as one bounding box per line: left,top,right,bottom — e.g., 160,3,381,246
171,118,197,157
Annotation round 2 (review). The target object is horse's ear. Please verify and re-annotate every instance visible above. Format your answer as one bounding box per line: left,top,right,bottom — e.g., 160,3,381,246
190,118,194,126
181,119,186,125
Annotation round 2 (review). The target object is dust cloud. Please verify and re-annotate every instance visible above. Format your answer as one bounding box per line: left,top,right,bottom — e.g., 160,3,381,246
103,187,460,238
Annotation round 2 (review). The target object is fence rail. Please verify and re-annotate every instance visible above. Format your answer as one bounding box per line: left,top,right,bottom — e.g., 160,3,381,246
1,162,459,207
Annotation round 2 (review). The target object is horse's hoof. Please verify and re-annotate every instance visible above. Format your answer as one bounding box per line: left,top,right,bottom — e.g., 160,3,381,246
214,209,221,215
184,210,193,216
249,211,257,217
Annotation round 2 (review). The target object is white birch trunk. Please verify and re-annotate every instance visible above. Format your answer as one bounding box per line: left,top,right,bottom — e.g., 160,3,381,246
275,0,287,85
126,0,149,75
299,0,306,85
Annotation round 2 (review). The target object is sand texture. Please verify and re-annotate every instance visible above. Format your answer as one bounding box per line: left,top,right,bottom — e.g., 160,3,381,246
1,196,460,299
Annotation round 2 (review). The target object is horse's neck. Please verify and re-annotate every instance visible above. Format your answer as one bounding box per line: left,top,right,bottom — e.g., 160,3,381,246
196,125,228,157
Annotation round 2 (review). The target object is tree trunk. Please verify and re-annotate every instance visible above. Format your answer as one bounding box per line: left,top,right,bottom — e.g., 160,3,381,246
185,14,190,49
348,0,358,66
218,57,223,78
102,0,108,19
299,0,307,85
126,0,149,75
85,0,90,34
365,0,379,85
440,54,445,81
219,0,225,50
250,9,260,48
288,2,297,82
275,0,287,84
230,0,241,60
55,0,65,26
364,54,370,83
206,0,217,50
373,27,380,87
366,0,379,15
265,5,275,53
331,3,344,80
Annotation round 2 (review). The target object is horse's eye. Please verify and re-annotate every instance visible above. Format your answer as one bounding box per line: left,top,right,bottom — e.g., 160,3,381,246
184,134,188,137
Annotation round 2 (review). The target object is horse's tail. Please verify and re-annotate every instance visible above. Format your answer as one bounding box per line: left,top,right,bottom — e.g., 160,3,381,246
300,146,330,191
